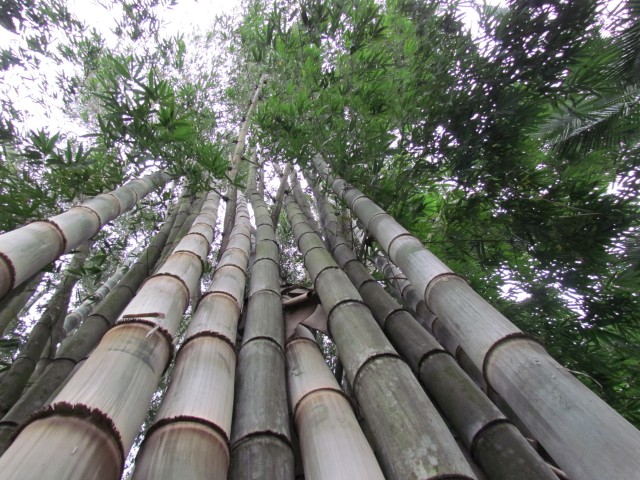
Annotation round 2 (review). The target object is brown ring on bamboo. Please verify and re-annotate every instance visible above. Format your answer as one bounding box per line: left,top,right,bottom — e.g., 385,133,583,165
248,286,280,300
318,296,368,331
178,331,237,360
36,219,68,256
13,402,125,469
103,192,124,217
212,262,247,285
142,415,230,448
292,387,354,420
352,353,405,395
384,231,420,263
296,229,322,251
302,244,331,268
0,251,16,295
416,349,452,376
52,356,81,365
230,429,293,451
191,221,216,239
125,185,140,204
468,417,514,460
481,333,544,391
241,334,285,353
379,306,412,331
423,272,468,314
0,420,18,428
116,319,175,373
177,231,211,248
221,245,251,263
257,237,280,251
196,291,242,315
251,255,280,270
73,205,104,235
148,272,191,307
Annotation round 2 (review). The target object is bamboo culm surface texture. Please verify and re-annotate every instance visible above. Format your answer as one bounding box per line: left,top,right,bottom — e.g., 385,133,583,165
313,154,640,480
0,204,179,452
132,194,251,480
306,178,556,480
0,171,169,301
284,193,476,480
0,191,218,480
229,163,294,479
286,324,385,480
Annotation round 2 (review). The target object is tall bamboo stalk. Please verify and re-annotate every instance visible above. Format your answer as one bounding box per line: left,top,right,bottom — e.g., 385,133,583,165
284,194,475,480
313,153,640,479
132,194,251,480
229,162,294,480
0,192,218,480
0,171,169,301
0,204,179,451
219,76,265,255
270,162,293,229
0,272,45,336
306,180,556,480
0,242,90,416
286,324,384,480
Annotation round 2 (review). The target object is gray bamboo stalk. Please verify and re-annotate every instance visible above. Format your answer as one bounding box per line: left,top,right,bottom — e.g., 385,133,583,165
0,242,90,416
0,204,179,451
286,324,385,480
132,194,251,480
289,170,321,236
0,171,169,301
0,272,45,336
62,266,126,335
270,162,293,229
313,153,640,480
0,192,219,480
219,76,266,255
229,161,294,480
307,183,556,480
284,194,475,480
156,193,194,267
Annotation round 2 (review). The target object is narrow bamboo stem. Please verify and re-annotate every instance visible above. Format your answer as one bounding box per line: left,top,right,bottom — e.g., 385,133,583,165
0,171,169,300
270,162,293,229
313,154,640,480
284,194,475,480
229,161,294,480
0,192,218,479
132,194,250,480
0,272,45,335
286,325,384,480
0,205,179,451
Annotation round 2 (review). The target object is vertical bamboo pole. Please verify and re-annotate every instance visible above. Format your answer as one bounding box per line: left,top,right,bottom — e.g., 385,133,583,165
0,272,45,336
229,162,294,480
0,204,179,451
270,162,293,229
0,191,218,480
0,171,169,300
284,194,476,480
313,154,640,480
286,324,385,480
132,194,251,480
306,181,556,480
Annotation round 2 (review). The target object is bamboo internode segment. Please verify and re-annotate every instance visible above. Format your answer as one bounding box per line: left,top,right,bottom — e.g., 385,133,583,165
0,171,169,300
308,181,556,479
313,154,640,479
286,325,385,480
0,206,179,451
0,191,218,480
284,195,476,480
132,194,250,480
229,161,294,480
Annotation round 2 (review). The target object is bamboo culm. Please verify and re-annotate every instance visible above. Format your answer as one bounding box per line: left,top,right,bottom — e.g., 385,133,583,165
229,161,294,480
132,194,251,480
0,191,218,480
313,153,640,480
0,204,179,452
306,179,556,480
284,194,476,480
0,171,169,301
0,272,45,336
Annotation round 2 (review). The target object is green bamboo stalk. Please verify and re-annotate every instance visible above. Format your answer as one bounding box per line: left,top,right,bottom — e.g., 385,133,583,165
284,194,475,480
270,162,293,229
132,194,250,480
0,192,218,480
286,324,385,480
313,153,640,480
229,161,294,480
0,171,169,301
0,204,179,452
0,242,90,416
0,272,45,336
306,182,556,480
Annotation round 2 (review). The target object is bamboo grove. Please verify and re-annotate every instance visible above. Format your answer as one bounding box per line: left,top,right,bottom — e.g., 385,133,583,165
2,0,640,479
